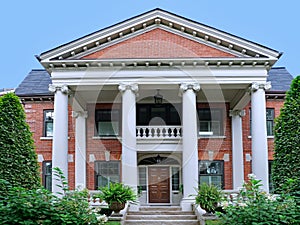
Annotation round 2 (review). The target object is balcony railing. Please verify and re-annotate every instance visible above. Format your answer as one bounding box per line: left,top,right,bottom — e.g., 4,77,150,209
136,126,182,139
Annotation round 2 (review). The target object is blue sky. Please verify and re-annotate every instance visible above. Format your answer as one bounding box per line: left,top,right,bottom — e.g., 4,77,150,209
0,0,299,89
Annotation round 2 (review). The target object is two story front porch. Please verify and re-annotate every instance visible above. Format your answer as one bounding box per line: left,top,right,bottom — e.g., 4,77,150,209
49,74,271,211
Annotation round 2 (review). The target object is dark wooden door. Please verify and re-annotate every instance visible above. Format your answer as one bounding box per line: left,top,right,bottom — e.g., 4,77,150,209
148,167,170,203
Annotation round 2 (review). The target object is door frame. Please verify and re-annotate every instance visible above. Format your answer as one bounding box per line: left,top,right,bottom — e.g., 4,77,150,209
137,154,182,205
148,166,170,204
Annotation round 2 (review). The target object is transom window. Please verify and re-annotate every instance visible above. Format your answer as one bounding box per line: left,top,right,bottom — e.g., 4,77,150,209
95,161,120,189
199,160,224,188
95,109,120,137
136,104,181,126
44,110,54,137
198,109,223,136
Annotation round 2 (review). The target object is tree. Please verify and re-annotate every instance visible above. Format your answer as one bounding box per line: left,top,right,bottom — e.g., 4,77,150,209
0,93,41,191
272,76,300,194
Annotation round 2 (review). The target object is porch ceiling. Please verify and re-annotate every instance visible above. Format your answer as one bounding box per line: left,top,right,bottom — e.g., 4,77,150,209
69,83,250,109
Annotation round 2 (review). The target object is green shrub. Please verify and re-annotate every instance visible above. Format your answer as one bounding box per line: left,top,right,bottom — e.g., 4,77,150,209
0,168,108,224
272,76,300,194
97,182,137,205
218,174,300,225
194,183,223,214
0,93,41,192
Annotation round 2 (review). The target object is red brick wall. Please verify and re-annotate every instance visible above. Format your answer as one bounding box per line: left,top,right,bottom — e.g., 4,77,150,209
83,28,235,59
86,103,122,190
23,97,284,190
242,98,284,181
24,101,76,189
197,103,233,189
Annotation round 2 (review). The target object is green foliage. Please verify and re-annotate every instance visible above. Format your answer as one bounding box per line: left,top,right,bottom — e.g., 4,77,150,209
105,222,121,225
0,93,41,191
97,182,137,205
52,167,69,196
205,220,222,225
0,168,108,224
194,183,223,213
218,175,300,225
272,76,300,194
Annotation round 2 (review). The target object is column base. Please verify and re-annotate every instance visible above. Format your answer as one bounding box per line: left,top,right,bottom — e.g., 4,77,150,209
180,197,195,211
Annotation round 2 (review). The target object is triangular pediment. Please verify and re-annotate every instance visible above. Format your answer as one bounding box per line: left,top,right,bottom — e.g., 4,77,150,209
38,8,281,70
82,28,236,59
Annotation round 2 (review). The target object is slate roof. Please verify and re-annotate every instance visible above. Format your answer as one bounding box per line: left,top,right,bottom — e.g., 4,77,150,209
15,67,293,97
267,67,293,92
15,69,52,96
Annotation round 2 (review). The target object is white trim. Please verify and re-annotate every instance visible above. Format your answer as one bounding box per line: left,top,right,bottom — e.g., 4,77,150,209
40,136,71,140
248,135,274,139
198,136,226,139
92,136,120,140
40,137,53,140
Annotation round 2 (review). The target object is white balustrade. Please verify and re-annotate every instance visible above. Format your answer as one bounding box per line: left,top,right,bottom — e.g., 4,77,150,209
136,126,182,139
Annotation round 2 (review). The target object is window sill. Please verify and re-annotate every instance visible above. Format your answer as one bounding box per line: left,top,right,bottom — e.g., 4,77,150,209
40,137,70,140
248,136,274,139
92,136,120,140
198,136,226,139
40,137,53,140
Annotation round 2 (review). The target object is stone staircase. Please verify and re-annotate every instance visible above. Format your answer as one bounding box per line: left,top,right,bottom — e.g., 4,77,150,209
124,206,199,225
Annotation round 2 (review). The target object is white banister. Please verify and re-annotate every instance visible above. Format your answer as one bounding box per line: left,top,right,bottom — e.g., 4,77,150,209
136,126,182,139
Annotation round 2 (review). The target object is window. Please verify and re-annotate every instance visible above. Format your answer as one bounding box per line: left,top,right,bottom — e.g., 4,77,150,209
95,161,120,189
198,109,223,136
199,160,224,188
249,108,275,136
269,160,274,192
136,104,181,126
171,167,180,191
95,109,120,136
43,161,52,191
138,167,147,191
44,110,54,137
266,109,275,136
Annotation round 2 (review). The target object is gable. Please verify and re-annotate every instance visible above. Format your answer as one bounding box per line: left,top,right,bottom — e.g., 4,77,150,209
38,8,281,71
82,28,235,59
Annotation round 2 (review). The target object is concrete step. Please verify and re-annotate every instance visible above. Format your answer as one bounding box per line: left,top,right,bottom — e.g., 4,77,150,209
124,207,199,225
139,206,181,211
125,220,199,225
126,214,197,220
128,210,194,215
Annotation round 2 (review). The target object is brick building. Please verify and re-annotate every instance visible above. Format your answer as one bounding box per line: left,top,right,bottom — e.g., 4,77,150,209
15,9,293,211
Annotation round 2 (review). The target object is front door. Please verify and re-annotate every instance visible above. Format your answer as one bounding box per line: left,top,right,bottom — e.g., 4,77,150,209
148,167,170,203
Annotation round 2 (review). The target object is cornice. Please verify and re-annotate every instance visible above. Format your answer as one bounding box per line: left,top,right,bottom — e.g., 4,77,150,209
41,57,277,73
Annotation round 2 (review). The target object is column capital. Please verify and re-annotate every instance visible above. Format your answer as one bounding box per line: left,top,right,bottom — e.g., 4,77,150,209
118,83,138,94
72,111,88,119
229,109,246,117
250,82,271,92
179,83,200,93
49,84,69,94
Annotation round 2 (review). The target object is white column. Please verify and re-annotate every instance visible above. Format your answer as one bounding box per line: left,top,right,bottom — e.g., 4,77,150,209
72,111,88,189
250,82,271,192
180,83,200,211
49,84,69,194
230,110,245,190
119,83,138,209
